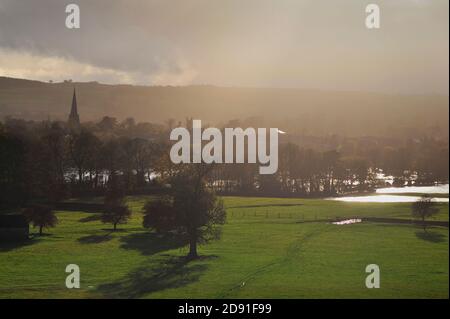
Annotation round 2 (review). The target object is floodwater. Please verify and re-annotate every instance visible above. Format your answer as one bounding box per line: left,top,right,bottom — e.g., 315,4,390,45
376,184,449,194
332,219,362,225
328,195,449,203
328,184,449,203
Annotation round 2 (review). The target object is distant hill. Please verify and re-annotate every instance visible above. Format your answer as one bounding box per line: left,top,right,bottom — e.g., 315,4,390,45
0,76,448,138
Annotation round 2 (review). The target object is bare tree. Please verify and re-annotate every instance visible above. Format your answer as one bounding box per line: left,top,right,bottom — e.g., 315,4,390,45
101,184,131,231
143,164,226,259
412,195,439,231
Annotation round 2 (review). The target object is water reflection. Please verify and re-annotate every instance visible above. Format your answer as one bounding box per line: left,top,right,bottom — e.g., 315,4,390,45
328,195,449,203
332,219,362,225
376,184,449,194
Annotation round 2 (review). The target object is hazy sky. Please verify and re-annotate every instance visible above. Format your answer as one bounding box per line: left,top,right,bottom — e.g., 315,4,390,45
0,0,448,94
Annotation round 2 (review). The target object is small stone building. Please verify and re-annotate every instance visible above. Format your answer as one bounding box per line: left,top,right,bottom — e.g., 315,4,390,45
0,215,29,241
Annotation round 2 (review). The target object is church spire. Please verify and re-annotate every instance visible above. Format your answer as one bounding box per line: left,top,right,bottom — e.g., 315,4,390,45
68,88,80,129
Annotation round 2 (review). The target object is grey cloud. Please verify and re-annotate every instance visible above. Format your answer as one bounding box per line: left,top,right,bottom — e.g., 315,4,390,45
0,0,448,92
0,0,182,77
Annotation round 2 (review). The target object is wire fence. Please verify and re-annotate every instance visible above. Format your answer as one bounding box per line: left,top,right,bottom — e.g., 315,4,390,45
227,209,340,222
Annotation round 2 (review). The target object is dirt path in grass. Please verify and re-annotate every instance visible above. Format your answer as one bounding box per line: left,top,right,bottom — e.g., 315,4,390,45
215,224,334,298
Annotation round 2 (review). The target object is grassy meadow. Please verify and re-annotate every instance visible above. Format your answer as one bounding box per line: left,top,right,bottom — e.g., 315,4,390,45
0,196,448,299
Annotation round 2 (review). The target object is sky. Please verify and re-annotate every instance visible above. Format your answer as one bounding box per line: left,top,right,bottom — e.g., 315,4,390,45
0,0,448,94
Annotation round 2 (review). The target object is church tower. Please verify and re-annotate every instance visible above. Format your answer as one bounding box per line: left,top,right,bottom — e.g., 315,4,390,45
68,88,80,129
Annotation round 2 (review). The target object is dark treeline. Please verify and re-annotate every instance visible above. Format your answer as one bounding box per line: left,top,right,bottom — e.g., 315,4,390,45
0,116,448,208
0,116,169,207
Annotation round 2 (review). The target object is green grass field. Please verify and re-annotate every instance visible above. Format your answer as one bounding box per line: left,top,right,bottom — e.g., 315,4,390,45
0,196,448,299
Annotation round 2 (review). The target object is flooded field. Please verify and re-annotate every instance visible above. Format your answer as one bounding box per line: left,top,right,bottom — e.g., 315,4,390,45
329,195,449,203
376,184,449,194
328,184,449,203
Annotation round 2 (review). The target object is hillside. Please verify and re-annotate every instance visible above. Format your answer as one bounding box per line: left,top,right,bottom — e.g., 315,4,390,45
0,77,448,138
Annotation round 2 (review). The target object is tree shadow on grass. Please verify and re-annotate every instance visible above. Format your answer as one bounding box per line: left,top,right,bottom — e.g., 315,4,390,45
0,238,40,252
78,215,101,223
415,230,446,243
32,233,57,237
96,255,209,298
101,228,128,232
78,233,113,244
119,232,187,256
